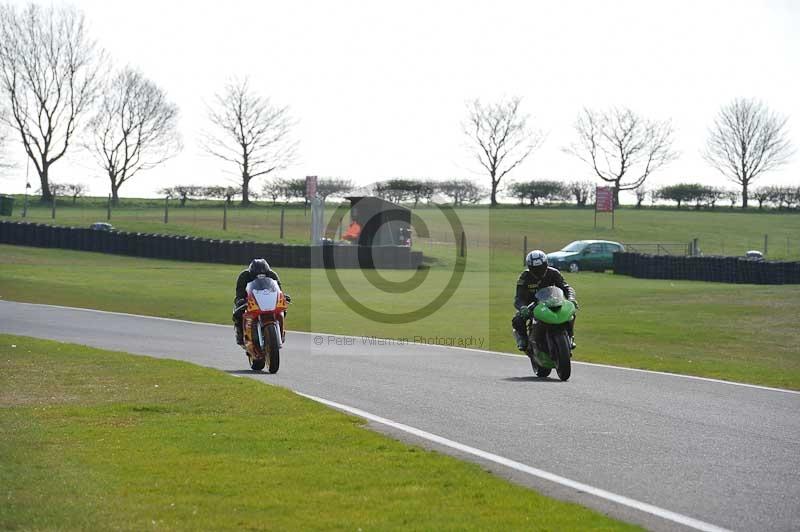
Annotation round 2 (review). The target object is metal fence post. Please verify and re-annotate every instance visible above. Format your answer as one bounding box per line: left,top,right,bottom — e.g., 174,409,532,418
223,202,228,231
523,235,528,265
107,194,111,221
164,197,169,224
51,195,56,219
279,208,285,239
764,234,768,256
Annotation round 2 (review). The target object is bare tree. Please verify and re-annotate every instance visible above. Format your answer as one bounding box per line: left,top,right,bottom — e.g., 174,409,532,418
261,177,284,205
87,67,181,205
436,179,487,206
275,178,307,206
702,186,726,210
0,106,11,171
751,187,771,210
201,78,296,206
724,189,740,209
565,107,676,206
316,178,354,201
0,3,104,203
464,97,543,206
160,185,204,207
204,185,241,206
64,182,87,204
704,98,794,208
374,179,415,204
633,186,648,209
508,180,567,206
567,180,594,207
36,182,68,197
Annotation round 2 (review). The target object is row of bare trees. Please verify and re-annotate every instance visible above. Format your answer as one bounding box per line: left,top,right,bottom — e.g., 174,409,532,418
465,97,794,208
37,182,88,204
0,3,294,207
254,177,489,207
0,3,181,205
371,178,487,206
159,185,245,207
1,5,792,209
506,180,597,207
653,183,800,210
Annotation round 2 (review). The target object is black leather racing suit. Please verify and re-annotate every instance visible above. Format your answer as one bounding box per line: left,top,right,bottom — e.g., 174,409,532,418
511,267,576,346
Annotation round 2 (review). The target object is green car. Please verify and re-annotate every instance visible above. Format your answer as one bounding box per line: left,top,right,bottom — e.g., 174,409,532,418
547,240,625,273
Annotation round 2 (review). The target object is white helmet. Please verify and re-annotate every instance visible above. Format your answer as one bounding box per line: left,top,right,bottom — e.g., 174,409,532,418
525,250,548,279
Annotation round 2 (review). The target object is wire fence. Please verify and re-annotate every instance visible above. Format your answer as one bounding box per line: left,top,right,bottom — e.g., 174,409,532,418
5,202,800,261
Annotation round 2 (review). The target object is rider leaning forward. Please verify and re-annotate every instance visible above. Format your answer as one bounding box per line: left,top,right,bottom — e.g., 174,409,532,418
512,250,578,352
232,258,291,346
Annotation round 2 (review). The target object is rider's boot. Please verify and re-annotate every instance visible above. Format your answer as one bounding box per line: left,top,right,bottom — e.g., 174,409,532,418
235,323,244,346
513,330,528,351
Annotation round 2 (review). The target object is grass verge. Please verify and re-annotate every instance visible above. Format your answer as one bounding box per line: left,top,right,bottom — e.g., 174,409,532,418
0,334,638,531
6,202,800,262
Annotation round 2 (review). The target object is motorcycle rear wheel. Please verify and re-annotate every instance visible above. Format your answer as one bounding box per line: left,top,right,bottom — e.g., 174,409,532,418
528,352,552,378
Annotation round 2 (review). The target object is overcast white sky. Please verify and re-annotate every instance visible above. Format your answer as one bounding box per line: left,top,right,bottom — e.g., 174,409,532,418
1,0,799,202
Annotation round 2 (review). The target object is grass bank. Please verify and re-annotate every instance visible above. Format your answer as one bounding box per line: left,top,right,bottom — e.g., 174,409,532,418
2,245,799,390
5,201,800,263
0,335,638,531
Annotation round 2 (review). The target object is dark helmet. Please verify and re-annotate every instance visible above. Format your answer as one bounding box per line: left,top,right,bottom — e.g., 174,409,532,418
525,250,548,280
248,258,270,276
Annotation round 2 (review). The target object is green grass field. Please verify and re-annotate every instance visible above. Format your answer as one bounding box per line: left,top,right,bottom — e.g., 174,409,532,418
0,335,638,531
6,199,800,264
2,244,798,390
2,202,798,530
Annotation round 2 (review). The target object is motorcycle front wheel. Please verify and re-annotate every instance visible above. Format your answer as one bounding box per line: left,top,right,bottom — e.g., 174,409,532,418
265,323,280,374
552,332,572,381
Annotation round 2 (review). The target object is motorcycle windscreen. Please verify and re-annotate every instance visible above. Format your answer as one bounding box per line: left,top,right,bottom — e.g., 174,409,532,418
247,277,279,311
534,286,565,306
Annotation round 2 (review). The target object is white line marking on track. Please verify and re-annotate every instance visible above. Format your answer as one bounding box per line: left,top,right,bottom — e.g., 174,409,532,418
295,391,732,532
4,301,797,395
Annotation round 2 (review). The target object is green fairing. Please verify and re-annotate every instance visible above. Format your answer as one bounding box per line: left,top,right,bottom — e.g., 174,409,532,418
533,300,575,324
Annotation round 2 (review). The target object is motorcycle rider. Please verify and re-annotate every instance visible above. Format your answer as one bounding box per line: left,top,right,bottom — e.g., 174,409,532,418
232,258,291,346
512,250,578,351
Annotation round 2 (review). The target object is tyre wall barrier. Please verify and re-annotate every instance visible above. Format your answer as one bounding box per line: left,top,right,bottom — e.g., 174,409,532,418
0,221,422,269
612,252,800,284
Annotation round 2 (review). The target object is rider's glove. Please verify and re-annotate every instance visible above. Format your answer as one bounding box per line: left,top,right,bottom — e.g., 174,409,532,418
570,298,579,310
284,293,292,303
518,306,531,319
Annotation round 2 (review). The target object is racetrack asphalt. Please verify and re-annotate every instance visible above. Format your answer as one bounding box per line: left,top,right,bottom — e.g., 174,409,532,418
1,300,798,532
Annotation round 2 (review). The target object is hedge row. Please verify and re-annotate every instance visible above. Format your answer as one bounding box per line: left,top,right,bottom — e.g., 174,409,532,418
613,252,800,284
0,221,423,269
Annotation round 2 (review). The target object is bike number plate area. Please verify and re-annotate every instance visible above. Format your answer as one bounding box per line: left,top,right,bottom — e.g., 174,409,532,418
252,289,278,311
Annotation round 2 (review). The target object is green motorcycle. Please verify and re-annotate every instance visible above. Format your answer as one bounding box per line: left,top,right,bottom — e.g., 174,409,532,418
524,286,576,381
